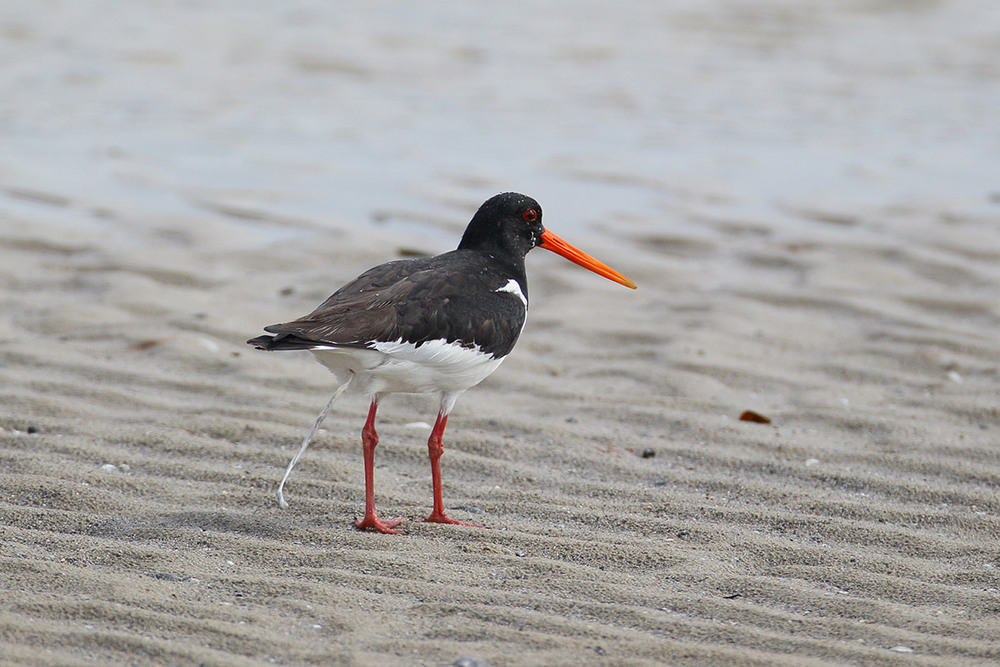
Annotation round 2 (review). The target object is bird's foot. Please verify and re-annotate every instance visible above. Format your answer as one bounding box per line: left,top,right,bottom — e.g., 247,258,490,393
423,510,481,528
355,513,406,534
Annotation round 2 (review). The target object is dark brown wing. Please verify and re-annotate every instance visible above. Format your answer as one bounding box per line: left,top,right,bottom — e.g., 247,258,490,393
250,250,527,358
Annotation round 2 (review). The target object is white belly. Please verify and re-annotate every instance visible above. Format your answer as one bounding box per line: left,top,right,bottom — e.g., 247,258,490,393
310,338,506,396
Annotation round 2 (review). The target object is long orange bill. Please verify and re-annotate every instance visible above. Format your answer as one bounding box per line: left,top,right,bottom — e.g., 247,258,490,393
538,230,637,289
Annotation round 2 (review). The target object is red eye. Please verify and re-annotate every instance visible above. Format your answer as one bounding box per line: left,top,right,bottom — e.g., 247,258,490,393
522,208,538,222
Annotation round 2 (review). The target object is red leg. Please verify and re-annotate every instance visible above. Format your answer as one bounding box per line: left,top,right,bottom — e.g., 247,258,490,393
423,411,480,527
354,398,405,534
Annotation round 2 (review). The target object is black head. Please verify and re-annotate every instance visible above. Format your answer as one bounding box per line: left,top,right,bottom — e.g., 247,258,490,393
457,192,544,261
457,192,639,290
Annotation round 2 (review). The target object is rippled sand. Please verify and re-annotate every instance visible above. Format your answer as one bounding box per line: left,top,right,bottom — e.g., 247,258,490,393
2,2,999,665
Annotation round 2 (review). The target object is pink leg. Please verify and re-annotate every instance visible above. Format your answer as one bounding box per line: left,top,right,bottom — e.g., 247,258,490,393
423,411,480,527
354,397,405,534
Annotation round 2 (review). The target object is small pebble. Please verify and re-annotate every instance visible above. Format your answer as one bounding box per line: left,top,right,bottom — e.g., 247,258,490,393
197,338,220,352
27,425,39,434
514,550,526,557
148,572,193,582
453,659,490,667
739,410,771,424
889,646,914,653
404,421,432,430
101,464,119,472
641,448,656,458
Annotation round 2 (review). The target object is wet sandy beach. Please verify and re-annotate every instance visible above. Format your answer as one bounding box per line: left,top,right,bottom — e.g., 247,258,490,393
2,1,999,665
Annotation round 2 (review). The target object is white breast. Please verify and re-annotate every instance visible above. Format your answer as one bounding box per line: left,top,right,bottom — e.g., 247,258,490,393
310,338,506,396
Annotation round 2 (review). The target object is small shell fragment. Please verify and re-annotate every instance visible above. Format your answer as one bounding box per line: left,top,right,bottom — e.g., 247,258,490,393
739,410,771,424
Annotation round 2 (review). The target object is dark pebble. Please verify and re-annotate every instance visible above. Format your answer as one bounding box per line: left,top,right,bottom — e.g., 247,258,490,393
148,572,193,582
739,409,772,424
641,448,656,458
26,425,39,434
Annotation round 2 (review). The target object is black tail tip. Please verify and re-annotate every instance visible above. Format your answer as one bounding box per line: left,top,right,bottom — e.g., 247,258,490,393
247,334,276,350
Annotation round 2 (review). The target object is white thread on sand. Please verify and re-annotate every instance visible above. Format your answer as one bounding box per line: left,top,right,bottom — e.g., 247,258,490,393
276,374,354,509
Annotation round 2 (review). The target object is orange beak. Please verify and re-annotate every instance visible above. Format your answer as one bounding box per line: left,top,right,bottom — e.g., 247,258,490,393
538,230,637,289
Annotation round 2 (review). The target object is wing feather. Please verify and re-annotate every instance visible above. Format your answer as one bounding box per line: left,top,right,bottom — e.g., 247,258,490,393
255,251,527,357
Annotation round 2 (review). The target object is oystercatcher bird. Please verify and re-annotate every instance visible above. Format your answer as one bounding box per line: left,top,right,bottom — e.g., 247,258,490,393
248,192,636,533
